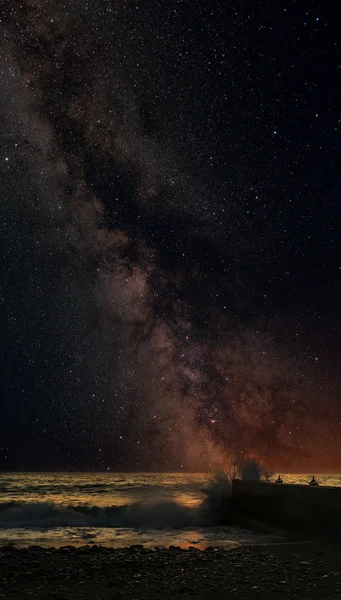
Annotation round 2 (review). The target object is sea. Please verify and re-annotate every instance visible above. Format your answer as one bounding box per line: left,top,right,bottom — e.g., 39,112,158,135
0,472,340,549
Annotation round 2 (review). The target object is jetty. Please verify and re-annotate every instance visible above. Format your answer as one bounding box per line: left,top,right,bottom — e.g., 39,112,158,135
232,479,341,532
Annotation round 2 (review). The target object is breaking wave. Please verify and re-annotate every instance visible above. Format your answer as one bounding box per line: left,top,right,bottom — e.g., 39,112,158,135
0,473,232,529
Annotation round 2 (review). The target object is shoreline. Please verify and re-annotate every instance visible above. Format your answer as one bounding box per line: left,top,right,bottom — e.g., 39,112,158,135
1,538,341,599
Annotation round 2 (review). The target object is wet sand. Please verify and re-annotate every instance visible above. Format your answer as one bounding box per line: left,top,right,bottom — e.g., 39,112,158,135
0,539,341,599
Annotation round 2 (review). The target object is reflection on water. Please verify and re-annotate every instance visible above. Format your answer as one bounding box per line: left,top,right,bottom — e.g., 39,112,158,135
0,472,208,508
0,526,248,550
0,472,340,548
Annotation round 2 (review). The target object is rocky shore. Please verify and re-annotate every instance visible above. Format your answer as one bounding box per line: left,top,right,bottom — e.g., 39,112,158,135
0,541,340,599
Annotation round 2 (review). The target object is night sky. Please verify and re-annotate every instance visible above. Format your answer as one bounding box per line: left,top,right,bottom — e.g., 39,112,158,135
0,0,340,472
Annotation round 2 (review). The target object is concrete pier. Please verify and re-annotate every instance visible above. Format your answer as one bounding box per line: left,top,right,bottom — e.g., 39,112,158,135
232,480,341,531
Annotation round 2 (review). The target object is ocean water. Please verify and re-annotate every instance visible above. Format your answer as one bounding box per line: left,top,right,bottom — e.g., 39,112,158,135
0,472,339,549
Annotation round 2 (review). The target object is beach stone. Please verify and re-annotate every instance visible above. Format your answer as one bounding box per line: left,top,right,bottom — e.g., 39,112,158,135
178,585,195,594
28,560,42,568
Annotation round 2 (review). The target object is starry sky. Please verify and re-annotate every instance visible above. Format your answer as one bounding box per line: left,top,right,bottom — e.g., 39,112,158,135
0,0,340,472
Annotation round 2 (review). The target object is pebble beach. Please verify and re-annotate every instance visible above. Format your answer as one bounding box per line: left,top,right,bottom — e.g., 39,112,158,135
1,539,341,600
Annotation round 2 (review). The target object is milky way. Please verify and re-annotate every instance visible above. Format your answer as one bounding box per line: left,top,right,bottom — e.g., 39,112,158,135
0,1,340,471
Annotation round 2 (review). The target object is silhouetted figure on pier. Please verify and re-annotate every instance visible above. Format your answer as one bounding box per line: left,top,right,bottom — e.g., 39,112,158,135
309,476,318,486
275,475,283,483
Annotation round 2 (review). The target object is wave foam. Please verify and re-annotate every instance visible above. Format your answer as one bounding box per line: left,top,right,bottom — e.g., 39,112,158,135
0,474,232,529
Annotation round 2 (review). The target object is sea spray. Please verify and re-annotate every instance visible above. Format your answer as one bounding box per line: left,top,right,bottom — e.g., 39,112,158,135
199,471,232,524
238,458,262,481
